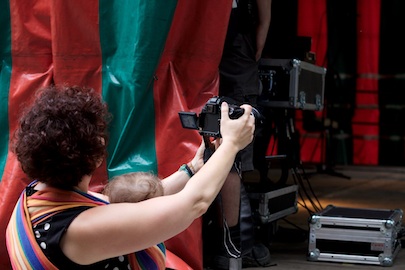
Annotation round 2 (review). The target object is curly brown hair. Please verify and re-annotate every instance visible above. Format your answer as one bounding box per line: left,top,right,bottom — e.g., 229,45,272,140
12,85,111,189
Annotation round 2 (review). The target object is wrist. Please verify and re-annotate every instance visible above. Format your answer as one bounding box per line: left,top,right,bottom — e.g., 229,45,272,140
187,161,197,175
179,164,194,178
218,140,240,154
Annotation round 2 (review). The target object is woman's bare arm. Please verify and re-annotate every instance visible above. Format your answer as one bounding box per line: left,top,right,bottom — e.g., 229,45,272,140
62,102,255,264
161,140,205,195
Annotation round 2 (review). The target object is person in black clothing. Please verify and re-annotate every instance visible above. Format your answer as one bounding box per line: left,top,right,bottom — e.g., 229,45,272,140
207,0,273,269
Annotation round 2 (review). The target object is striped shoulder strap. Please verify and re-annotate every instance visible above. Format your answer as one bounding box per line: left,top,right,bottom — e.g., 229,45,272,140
6,190,59,270
129,242,166,270
6,181,167,270
5,181,107,270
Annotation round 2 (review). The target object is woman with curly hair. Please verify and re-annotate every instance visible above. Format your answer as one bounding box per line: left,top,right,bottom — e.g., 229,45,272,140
5,84,255,270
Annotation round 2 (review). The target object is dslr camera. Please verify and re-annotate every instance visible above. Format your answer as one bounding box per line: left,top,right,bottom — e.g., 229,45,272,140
178,96,263,138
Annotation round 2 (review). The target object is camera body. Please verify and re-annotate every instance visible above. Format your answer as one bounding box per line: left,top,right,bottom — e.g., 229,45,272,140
178,96,262,138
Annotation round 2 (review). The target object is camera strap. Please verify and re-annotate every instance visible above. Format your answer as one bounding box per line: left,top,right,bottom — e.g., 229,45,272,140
203,135,216,163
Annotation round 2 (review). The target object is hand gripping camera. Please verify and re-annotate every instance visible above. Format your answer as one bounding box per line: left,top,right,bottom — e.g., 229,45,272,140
178,96,263,138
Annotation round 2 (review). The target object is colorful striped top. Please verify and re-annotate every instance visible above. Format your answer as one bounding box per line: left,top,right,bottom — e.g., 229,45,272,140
6,180,166,270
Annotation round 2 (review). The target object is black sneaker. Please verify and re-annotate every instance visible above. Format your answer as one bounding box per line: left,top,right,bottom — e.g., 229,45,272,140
242,243,271,268
212,255,242,270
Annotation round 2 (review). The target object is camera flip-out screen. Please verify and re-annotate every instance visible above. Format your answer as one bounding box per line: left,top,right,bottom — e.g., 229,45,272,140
178,112,199,130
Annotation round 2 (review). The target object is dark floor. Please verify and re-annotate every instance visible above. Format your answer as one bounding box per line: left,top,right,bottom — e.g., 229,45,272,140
243,165,405,270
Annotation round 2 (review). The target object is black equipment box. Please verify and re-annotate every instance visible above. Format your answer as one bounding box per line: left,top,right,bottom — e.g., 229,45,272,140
258,58,326,110
248,185,298,224
308,205,403,267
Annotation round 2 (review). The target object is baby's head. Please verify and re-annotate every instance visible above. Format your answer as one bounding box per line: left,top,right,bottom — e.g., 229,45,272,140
104,172,163,203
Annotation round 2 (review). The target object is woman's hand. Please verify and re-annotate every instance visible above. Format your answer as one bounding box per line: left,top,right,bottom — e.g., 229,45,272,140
188,102,255,175
219,102,255,151
188,140,205,174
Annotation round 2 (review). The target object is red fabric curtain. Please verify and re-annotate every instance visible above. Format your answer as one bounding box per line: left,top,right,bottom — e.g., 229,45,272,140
296,0,328,163
353,0,380,165
296,0,381,165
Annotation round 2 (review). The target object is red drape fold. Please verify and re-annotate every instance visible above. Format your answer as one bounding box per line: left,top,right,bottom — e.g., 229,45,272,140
154,1,233,269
